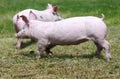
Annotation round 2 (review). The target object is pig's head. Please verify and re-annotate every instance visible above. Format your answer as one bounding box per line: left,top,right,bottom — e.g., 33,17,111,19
45,3,63,21
16,15,30,38
15,15,26,31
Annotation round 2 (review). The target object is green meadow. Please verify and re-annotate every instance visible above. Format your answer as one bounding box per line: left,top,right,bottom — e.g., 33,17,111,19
0,0,120,79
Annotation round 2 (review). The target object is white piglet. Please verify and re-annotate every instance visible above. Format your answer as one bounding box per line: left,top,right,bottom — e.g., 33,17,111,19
13,4,62,49
16,13,111,61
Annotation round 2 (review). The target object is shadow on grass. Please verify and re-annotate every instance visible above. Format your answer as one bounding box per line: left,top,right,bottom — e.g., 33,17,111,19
19,51,36,59
20,51,104,60
53,53,104,60
20,41,36,49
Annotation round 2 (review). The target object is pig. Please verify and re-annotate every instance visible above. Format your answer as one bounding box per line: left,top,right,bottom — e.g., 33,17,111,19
13,3,63,49
16,14,111,61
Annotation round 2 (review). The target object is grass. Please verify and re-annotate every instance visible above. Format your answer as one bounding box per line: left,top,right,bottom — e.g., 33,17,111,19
0,0,120,34
0,0,120,79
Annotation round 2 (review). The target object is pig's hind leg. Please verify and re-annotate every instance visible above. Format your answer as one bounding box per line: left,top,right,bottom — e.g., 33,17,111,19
94,41,103,57
45,45,55,56
93,39,111,61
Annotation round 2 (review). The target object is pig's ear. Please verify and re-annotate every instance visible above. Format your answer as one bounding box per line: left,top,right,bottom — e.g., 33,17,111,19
16,15,20,22
29,11,37,20
20,15,29,26
17,15,20,19
53,6,58,12
46,3,53,9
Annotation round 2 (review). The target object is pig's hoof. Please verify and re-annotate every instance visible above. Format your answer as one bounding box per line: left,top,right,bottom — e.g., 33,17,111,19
48,52,54,57
107,58,112,62
36,55,41,59
15,45,20,49
94,53,100,58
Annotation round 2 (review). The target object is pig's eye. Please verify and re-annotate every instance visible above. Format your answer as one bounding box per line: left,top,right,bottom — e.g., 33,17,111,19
40,16,43,19
52,12,59,16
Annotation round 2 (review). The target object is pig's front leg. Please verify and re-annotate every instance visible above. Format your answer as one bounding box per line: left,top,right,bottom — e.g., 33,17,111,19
36,40,47,59
16,38,22,49
94,42,103,57
45,45,55,56
36,45,45,59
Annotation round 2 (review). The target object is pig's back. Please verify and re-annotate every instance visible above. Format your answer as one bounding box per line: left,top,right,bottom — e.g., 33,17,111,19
45,16,107,45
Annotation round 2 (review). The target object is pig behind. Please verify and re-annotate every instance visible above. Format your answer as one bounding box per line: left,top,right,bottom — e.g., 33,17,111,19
13,3,63,49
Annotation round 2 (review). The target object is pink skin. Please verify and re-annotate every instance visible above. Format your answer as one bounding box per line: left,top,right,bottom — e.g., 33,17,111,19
13,4,63,49
16,14,111,61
